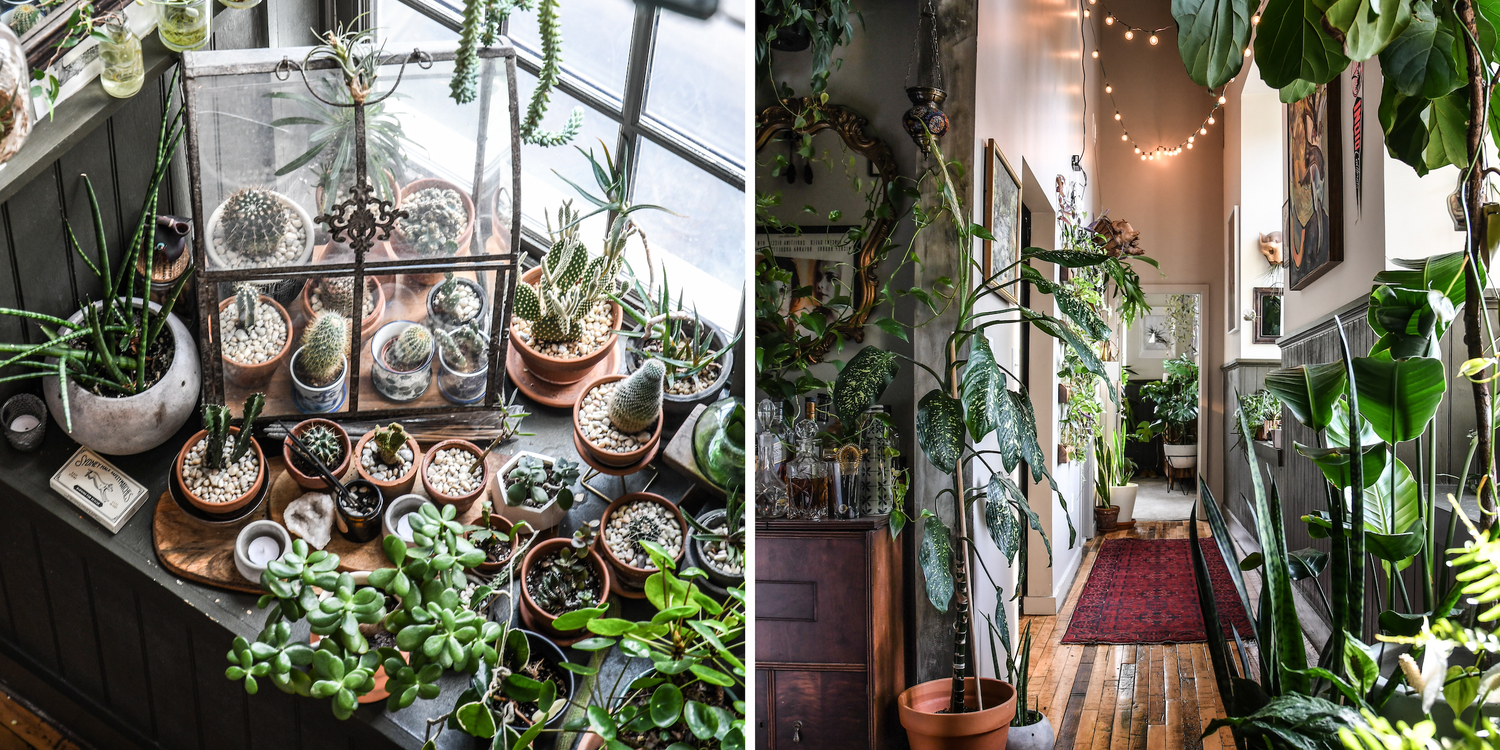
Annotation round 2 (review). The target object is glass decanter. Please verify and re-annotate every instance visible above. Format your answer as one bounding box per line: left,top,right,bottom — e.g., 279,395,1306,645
859,405,898,516
785,420,829,521
755,400,788,518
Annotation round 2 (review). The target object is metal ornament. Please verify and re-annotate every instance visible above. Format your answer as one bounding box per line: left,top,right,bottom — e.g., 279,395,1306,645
902,0,947,154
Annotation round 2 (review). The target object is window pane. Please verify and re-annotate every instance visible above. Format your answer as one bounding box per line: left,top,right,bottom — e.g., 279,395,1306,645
627,138,744,329
643,8,745,163
516,69,619,249
509,0,633,98
377,0,458,46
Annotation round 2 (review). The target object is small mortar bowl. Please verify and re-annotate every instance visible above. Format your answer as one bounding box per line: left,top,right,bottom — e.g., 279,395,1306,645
383,494,432,544
235,520,292,583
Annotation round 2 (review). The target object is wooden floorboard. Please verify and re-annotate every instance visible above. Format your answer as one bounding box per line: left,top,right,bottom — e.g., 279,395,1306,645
1018,521,1257,750
0,687,83,750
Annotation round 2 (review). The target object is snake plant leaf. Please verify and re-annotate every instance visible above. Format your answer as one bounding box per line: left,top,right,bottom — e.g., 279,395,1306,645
918,512,955,613
832,347,898,427
1351,356,1444,443
1189,504,1241,715
1264,363,1347,431
1238,552,1263,571
916,390,965,474
1287,548,1330,580
1251,0,1349,89
1199,477,1258,642
1293,442,1388,489
961,337,1007,442
1324,0,1412,61
985,493,1023,565
1172,0,1252,88
1379,0,1463,99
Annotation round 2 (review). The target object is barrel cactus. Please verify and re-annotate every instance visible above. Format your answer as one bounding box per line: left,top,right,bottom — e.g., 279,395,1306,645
297,312,349,387
436,323,487,373
607,359,665,434
373,423,409,465
300,424,343,467
8,5,40,35
385,325,432,371
317,277,357,317
220,188,291,261
234,284,258,330
513,202,621,344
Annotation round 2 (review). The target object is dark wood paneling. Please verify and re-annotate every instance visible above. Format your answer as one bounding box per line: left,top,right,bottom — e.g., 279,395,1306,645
1221,360,1278,532
32,531,106,700
772,671,869,748
0,514,59,671
85,562,155,734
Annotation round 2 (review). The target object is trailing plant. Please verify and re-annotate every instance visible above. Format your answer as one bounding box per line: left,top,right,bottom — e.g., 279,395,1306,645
29,5,131,117
1164,294,1198,359
615,268,743,388
831,131,1152,713
1137,353,1199,445
525,521,601,616
503,454,578,510
756,0,857,98
1232,388,1282,442
451,0,582,147
198,393,265,472
296,312,350,387
0,77,191,431
1060,353,1102,457
1094,431,1135,508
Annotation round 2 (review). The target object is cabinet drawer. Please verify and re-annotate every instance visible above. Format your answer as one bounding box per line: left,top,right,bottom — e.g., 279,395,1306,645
756,536,868,664
772,670,869,749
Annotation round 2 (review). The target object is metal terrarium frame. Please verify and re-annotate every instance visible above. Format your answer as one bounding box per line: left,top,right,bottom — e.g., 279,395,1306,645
180,41,522,421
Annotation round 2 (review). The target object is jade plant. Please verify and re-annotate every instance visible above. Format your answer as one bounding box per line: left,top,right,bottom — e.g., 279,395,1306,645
296,312,350,387
384,325,433,372
199,393,265,472
221,188,291,262
608,359,665,434
504,454,579,510
436,324,488,373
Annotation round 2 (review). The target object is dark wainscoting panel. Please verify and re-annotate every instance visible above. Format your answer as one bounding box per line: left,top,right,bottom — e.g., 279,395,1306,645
1221,359,1279,533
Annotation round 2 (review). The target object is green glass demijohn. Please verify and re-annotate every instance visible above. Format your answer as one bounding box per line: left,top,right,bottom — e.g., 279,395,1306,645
693,396,744,491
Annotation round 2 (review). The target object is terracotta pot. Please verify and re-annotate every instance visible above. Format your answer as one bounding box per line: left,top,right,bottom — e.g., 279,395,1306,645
518,537,611,641
573,374,663,468
354,431,422,497
596,492,687,589
389,177,475,287
899,677,1017,750
218,294,292,388
175,428,267,515
299,275,386,341
282,418,352,491
508,265,623,385
467,513,532,574
419,439,489,513
1094,505,1120,534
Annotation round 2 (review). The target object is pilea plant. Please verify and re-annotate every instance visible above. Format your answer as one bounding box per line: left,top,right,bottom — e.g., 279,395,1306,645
451,0,582,147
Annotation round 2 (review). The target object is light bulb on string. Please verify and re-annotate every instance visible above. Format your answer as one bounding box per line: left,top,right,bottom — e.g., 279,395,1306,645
1141,155,1147,161
1124,29,1134,40
1187,143,1193,149
1092,50,1099,58
1188,135,1194,143
1134,146,1140,153
1114,112,1121,120
1244,47,1252,57
1105,15,1114,24
1200,127,1207,134
1105,84,1112,93
1208,115,1215,124
1149,33,1159,45
1121,133,1128,140
1084,9,1090,17
1217,95,1226,104
1251,13,1260,23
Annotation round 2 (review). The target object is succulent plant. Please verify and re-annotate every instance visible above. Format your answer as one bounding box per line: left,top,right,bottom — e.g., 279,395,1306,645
397,188,466,257
8,5,40,35
220,188,291,261
503,455,578,509
372,423,409,465
234,284,259,331
297,312,349,388
512,202,618,345
526,520,601,616
300,424,343,468
199,393,265,472
607,359,665,434
385,325,432,371
316,276,370,318
436,323,488,373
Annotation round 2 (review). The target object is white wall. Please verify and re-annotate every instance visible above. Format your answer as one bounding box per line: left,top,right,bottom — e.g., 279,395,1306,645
1233,67,1285,361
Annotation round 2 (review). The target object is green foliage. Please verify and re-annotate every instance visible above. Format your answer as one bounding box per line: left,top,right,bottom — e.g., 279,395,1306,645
616,268,742,386
396,188,466,258
1233,388,1283,440
372,423,409,466
385,325,433,372
527,521,602,617
1094,431,1136,508
221,188,291,261
503,455,578,510
609,359,666,434
451,0,583,148
1138,353,1200,444
756,0,857,97
198,393,264,472
685,490,746,569
297,312,349,387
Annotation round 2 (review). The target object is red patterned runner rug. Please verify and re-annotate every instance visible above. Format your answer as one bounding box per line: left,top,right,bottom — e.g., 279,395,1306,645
1060,538,1255,644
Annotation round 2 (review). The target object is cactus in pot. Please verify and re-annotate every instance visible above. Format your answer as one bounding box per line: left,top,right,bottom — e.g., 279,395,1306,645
297,312,349,387
221,188,290,261
607,359,665,434
436,324,487,373
398,188,466,257
200,393,265,472
385,325,432,371
373,423,410,465
234,284,258,330
300,424,343,467
317,276,370,318
8,5,40,34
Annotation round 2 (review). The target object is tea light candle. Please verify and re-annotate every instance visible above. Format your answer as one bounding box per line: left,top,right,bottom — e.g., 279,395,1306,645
396,513,414,542
9,414,39,433
247,536,281,566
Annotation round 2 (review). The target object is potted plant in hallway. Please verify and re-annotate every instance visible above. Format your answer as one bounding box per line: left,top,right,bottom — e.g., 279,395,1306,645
832,132,1152,749
1094,431,1136,530
1138,352,1198,475
1000,621,1050,750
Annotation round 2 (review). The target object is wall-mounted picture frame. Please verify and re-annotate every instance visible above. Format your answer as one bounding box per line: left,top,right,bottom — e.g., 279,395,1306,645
1253,287,1283,344
1226,206,1240,333
1285,83,1343,290
983,138,1022,302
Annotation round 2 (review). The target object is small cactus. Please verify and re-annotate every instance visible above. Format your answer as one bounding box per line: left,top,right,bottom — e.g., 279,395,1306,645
198,393,265,472
221,188,290,261
8,5,40,35
397,188,466,257
373,423,409,465
297,312,349,388
234,284,258,330
300,425,343,468
607,359,665,434
317,276,372,318
512,201,619,345
436,324,488,373
385,325,432,371
433,273,469,320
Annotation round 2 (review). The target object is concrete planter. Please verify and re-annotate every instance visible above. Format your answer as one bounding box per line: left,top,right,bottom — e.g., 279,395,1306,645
1110,483,1139,523
1006,713,1054,750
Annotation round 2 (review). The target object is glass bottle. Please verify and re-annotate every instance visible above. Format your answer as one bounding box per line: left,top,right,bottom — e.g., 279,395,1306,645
692,397,744,491
859,405,898,516
755,400,788,518
154,0,210,52
98,19,143,99
834,444,863,519
784,421,828,521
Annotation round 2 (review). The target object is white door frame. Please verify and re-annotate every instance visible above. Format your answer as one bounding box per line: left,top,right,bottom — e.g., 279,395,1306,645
1138,283,1210,517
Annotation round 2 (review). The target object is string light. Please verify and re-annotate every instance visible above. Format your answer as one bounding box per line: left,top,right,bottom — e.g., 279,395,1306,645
1084,9,1090,17
1149,33,1159,45
1114,112,1121,120
1251,13,1260,23
1124,29,1134,40
1121,134,1128,140
1217,94,1227,104
1105,14,1114,24
1207,115,1215,124
1092,50,1099,58
1105,83,1112,93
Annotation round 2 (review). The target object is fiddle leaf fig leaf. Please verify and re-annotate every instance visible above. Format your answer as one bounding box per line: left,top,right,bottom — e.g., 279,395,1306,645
1172,0,1252,89
1251,0,1349,89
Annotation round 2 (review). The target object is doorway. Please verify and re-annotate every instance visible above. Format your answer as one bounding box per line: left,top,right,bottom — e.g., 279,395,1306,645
1121,288,1205,522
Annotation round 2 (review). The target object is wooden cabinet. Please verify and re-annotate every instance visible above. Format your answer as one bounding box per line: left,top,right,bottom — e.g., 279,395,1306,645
755,517,904,750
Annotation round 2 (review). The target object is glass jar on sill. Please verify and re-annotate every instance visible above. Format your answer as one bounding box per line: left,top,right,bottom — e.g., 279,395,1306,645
693,396,744,492
153,0,209,52
98,19,143,99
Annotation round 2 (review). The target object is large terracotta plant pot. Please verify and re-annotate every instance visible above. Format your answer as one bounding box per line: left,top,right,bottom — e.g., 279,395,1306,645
282,418,351,491
43,298,200,456
596,492,687,590
573,373,663,468
898,677,1017,750
174,427,267,516
508,265,623,385
419,438,489,513
218,294,292,388
354,430,421,496
518,537,611,642
389,177,475,287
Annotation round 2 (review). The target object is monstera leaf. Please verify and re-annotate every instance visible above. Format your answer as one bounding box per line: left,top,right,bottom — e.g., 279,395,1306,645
832,347,898,427
1351,356,1444,443
916,390,965,473
1173,0,1253,87
1265,363,1347,432
961,337,1007,442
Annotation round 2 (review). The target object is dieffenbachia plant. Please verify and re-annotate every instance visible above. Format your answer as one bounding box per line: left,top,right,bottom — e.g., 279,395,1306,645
830,131,1154,714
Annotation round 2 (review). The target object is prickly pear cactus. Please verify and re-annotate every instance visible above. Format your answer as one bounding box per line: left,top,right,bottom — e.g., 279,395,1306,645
221,188,291,261
513,202,618,344
8,5,39,35
301,424,343,467
373,423,409,465
234,284,259,330
298,312,349,387
607,359,665,434
385,325,433,371
436,324,488,372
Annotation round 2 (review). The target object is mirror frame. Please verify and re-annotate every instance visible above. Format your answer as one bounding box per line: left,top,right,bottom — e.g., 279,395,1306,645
754,99,898,361
1252,286,1283,344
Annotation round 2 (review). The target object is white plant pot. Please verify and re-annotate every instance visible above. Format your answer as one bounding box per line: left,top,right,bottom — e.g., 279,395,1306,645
382,494,431,544
490,450,574,531
1163,443,1197,469
1110,484,1138,523
234,520,291,583
43,299,200,456
1006,714,1054,750
205,190,315,270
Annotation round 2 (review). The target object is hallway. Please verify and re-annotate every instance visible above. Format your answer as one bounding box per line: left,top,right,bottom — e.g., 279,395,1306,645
1020,522,1260,750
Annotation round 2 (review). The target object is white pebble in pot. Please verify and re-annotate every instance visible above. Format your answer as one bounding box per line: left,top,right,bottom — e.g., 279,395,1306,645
604,501,682,569
427,448,482,496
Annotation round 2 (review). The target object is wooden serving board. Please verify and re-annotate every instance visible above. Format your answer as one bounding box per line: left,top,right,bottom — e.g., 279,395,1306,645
153,451,511,595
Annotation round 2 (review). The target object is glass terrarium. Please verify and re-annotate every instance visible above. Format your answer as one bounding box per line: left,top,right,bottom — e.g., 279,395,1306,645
181,40,521,420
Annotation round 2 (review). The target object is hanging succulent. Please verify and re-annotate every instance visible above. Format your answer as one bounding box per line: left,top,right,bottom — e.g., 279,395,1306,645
451,0,582,147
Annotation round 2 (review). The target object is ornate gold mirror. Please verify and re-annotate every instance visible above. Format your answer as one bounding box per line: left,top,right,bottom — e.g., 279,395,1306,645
754,99,899,397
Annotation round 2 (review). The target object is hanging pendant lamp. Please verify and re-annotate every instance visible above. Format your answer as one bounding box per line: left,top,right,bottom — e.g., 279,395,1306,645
901,0,948,155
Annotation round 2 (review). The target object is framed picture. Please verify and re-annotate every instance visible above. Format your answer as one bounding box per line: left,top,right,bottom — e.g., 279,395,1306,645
761,227,857,318
983,139,1022,300
1226,206,1240,333
1285,83,1343,290
1253,287,1283,344
1140,314,1171,358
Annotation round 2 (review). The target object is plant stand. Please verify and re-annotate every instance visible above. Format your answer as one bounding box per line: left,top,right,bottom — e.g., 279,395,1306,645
572,429,659,476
